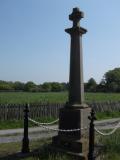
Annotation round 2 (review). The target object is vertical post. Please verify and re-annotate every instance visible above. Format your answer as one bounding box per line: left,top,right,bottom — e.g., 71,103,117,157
22,104,30,153
65,8,87,105
88,109,96,160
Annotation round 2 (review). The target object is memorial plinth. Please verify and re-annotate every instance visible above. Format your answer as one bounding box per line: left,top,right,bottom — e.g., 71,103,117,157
53,8,91,159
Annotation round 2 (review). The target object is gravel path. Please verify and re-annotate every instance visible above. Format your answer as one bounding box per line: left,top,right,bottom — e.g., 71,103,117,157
0,118,120,144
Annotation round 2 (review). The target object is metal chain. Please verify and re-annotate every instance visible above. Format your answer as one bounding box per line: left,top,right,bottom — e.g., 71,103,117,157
28,118,88,132
95,121,120,136
28,117,59,125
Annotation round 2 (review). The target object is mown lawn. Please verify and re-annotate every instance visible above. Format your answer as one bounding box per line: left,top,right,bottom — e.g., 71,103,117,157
0,92,120,104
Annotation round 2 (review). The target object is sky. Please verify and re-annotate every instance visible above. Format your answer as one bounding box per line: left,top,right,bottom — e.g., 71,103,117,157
0,0,120,84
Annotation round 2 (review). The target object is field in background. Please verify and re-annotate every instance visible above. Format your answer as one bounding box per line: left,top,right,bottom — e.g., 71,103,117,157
0,92,67,104
0,92,120,104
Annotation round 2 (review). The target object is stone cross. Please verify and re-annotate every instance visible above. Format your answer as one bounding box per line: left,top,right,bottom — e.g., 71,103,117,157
69,7,84,27
52,8,91,159
65,7,87,106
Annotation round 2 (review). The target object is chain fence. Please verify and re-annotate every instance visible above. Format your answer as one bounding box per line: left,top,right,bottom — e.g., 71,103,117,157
21,104,120,159
1,101,120,120
28,117,88,132
95,121,120,136
94,119,120,159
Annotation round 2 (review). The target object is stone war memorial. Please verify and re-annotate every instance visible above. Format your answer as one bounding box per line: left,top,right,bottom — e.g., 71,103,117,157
53,7,91,159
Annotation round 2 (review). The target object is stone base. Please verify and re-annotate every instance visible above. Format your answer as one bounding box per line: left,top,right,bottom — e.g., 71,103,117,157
52,104,91,160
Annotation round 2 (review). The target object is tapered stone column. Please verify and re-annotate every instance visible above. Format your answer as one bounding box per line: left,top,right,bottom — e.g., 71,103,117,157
53,8,91,159
66,8,86,106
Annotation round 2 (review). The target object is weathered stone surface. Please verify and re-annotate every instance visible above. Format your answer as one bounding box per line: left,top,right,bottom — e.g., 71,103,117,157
52,7,91,159
53,107,91,159
65,7,87,105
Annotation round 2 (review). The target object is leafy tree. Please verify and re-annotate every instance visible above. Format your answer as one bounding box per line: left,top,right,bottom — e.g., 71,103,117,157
51,82,63,92
24,81,36,92
96,79,106,92
86,78,97,92
14,81,25,91
61,82,69,91
0,80,14,91
41,82,52,92
0,84,13,91
104,68,120,92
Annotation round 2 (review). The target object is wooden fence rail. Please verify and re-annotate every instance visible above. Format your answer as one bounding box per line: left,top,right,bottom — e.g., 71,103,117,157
90,101,120,112
0,103,63,121
0,101,120,120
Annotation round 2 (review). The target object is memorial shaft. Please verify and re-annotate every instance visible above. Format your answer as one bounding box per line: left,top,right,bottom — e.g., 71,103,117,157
65,8,87,105
52,8,91,159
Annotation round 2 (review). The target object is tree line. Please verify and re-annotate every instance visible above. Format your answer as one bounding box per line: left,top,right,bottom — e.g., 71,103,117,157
0,67,120,92
0,81,68,92
85,68,120,92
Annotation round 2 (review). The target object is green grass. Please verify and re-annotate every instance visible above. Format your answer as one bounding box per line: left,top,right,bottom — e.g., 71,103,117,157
96,129,120,160
0,117,57,130
1,92,120,130
0,134,120,160
0,139,72,160
0,92,68,104
85,92,120,102
0,112,120,130
0,112,119,130
96,111,120,120
1,92,120,104
0,120,23,130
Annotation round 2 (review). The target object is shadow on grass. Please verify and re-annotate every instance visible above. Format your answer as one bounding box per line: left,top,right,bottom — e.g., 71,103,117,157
0,152,32,160
0,144,72,160
0,150,37,160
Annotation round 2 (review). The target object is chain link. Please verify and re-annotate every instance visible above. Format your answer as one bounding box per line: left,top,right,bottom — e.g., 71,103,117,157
28,118,88,132
95,121,120,136
29,117,120,135
29,118,59,125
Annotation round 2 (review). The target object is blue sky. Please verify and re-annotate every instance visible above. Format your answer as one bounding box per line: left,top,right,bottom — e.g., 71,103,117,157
0,0,120,84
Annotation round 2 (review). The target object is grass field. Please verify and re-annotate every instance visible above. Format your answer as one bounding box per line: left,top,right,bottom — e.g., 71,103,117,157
0,136,120,160
0,117,56,130
96,129,120,160
0,92,120,159
1,111,120,130
0,92,68,104
0,139,73,160
1,92,120,130
0,92,120,104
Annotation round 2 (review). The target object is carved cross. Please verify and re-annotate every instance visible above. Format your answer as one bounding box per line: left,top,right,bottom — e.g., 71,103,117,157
69,8,84,27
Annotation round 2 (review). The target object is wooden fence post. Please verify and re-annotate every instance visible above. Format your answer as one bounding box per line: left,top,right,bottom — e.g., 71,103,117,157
88,108,96,160
21,104,30,153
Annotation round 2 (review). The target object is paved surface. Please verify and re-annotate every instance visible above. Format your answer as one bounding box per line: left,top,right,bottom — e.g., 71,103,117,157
0,125,58,144
95,117,120,129
0,118,120,144
0,131,57,144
